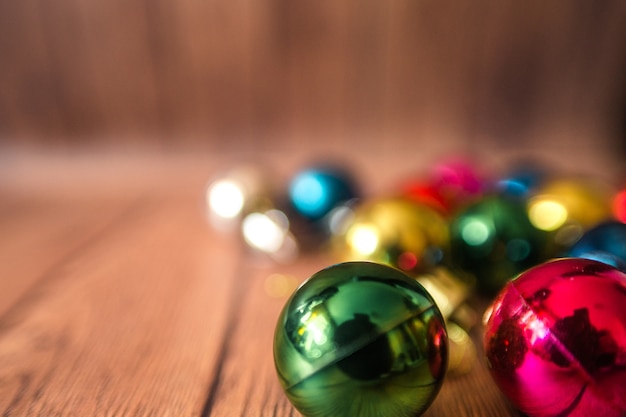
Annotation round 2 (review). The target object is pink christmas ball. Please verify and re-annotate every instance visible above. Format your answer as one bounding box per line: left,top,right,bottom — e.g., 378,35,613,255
484,258,626,417
429,158,486,209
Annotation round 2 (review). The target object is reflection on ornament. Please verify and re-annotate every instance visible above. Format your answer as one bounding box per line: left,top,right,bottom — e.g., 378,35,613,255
332,197,449,275
484,258,626,417
450,195,546,295
274,262,448,417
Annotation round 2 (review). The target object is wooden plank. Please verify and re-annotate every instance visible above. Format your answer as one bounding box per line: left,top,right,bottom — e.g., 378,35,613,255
0,192,239,416
0,195,138,316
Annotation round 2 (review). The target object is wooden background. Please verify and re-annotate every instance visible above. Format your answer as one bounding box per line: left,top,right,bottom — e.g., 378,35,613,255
1,2,626,416
0,1,625,155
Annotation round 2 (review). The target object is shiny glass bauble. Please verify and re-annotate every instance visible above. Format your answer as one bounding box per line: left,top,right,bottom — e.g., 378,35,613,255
449,195,546,295
526,178,612,252
496,162,547,198
332,198,449,275
564,221,626,271
288,166,359,222
399,180,449,215
484,258,626,417
274,262,448,417
429,158,485,210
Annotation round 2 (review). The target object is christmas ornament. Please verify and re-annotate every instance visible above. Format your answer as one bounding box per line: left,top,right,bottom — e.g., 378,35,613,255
496,162,547,198
526,178,612,252
331,197,449,275
484,258,626,417
288,165,359,223
205,165,274,230
205,166,299,262
274,261,448,417
398,179,450,215
449,195,546,295
428,158,486,209
415,266,477,375
564,221,626,271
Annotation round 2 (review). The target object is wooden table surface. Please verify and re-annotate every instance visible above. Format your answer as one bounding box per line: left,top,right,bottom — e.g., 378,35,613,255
0,151,546,416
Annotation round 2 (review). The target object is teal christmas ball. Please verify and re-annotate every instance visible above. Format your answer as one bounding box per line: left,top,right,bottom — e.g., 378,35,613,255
288,166,359,222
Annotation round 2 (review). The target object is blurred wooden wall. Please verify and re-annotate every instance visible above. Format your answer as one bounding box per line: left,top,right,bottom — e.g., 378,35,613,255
0,1,625,151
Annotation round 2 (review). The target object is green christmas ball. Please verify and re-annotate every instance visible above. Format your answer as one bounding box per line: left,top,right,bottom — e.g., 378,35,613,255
273,262,448,417
449,195,547,295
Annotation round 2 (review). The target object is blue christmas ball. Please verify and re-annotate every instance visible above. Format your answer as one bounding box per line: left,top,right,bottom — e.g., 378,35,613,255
288,166,359,222
496,163,547,198
564,220,626,271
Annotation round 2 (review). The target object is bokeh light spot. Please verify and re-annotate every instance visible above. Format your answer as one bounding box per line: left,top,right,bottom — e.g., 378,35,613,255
242,212,287,253
613,190,626,223
461,219,490,246
208,180,244,219
348,224,379,256
397,252,418,271
528,200,568,231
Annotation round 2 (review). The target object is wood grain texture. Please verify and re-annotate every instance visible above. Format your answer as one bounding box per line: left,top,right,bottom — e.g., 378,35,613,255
0,176,240,415
0,1,625,149
0,152,531,416
0,195,141,317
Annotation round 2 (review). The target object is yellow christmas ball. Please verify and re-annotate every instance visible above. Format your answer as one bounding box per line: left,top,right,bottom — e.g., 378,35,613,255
332,197,449,275
527,178,612,252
